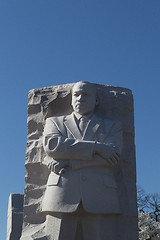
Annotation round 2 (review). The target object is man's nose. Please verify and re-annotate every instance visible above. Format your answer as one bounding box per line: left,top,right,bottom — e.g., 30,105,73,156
77,95,83,100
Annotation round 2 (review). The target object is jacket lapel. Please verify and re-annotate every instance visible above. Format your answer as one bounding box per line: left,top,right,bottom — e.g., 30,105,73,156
83,115,101,141
64,113,82,139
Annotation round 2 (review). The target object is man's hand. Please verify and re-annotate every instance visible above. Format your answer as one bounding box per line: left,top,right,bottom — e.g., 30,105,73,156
48,161,69,175
109,152,120,166
94,142,120,166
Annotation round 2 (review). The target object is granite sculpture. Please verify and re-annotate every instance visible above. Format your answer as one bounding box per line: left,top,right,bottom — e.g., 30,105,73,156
20,81,139,240
7,194,24,240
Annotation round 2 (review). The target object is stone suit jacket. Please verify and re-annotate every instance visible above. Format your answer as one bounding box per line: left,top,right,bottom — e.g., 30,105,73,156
42,113,123,214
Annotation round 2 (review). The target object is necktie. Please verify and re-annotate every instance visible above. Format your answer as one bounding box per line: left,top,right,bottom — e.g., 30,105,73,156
79,116,88,135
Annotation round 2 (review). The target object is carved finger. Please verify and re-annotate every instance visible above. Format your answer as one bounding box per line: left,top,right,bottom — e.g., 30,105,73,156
48,162,52,170
53,164,59,174
110,156,118,165
113,153,120,162
107,158,115,166
115,152,120,158
48,163,51,170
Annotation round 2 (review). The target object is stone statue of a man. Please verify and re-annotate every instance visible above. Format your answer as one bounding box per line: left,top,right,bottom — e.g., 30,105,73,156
42,81,123,239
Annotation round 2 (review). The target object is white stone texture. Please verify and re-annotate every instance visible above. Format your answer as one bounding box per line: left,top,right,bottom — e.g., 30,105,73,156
20,83,138,239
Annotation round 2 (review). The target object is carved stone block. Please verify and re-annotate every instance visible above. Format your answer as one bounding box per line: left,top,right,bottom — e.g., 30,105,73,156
7,194,24,240
20,82,139,240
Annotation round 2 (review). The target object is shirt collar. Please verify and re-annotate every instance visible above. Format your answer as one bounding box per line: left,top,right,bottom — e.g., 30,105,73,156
73,111,94,121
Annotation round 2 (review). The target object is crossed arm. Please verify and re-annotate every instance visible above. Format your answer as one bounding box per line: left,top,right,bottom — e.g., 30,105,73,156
43,118,122,172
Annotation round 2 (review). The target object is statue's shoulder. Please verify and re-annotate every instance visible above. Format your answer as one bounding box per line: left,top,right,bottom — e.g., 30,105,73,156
45,115,66,124
97,115,113,123
104,117,119,124
101,117,122,129
45,114,73,129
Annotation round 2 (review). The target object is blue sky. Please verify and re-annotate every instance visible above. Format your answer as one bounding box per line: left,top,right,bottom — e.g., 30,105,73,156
0,0,160,238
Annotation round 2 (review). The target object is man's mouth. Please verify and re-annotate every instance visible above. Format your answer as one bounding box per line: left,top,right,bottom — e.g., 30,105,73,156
76,103,85,107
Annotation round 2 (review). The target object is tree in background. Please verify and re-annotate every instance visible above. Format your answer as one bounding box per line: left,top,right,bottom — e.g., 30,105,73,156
137,186,160,240
139,211,160,240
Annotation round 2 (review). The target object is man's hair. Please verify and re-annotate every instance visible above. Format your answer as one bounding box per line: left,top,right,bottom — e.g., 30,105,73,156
71,81,97,95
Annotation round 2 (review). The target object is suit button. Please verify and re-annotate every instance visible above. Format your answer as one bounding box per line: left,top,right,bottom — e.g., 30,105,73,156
82,176,87,181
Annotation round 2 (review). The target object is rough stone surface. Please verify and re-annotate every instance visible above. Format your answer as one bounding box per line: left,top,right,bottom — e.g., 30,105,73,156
20,82,139,239
7,193,24,240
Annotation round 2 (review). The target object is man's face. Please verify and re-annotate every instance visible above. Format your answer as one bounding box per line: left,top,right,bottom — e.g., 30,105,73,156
71,82,97,115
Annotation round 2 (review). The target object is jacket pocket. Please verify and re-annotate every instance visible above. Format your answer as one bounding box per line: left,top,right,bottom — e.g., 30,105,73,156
47,172,60,186
103,175,117,189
